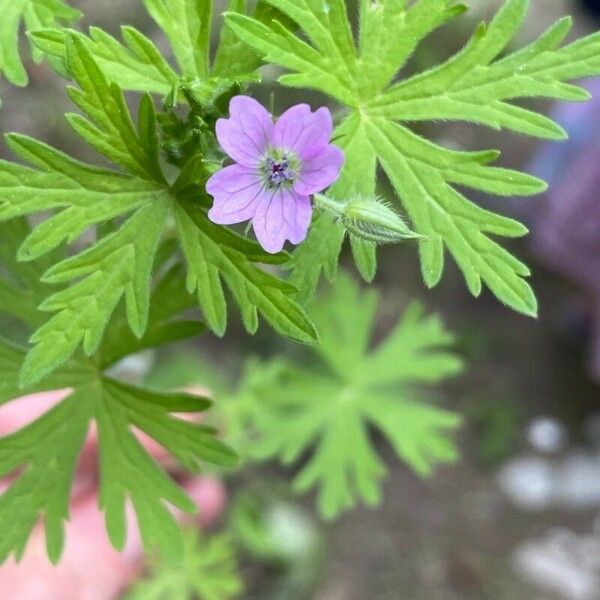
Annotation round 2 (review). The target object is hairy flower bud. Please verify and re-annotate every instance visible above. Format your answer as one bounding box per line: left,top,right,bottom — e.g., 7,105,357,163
314,194,423,244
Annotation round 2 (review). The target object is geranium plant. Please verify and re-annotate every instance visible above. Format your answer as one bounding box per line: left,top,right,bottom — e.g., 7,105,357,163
0,0,598,591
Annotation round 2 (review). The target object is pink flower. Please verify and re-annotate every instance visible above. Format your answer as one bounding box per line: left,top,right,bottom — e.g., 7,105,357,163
207,96,344,253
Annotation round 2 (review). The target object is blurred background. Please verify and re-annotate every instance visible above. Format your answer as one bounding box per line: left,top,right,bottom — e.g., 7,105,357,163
1,1,599,598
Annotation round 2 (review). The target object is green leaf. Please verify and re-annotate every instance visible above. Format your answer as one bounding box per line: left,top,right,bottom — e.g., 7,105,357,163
0,384,90,563
349,237,377,283
127,530,243,600
242,274,463,518
0,127,172,386
214,0,296,79
225,11,356,106
226,0,600,315
0,337,236,564
358,0,467,96
64,36,165,181
126,530,244,600
364,118,539,315
21,199,169,386
29,26,179,95
0,135,164,261
143,0,212,78
0,0,80,88
176,201,318,343
368,9,599,137
96,378,234,554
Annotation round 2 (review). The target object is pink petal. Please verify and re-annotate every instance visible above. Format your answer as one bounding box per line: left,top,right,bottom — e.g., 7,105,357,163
207,165,265,225
272,105,333,155
215,96,273,167
252,189,312,253
295,144,345,196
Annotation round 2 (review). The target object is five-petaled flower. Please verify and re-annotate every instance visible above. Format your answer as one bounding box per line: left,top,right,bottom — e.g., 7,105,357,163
206,96,344,254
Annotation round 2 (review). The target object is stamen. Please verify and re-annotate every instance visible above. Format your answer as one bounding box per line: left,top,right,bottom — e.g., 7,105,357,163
264,154,295,188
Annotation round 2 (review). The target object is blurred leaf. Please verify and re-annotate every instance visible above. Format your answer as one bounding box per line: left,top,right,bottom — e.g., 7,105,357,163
463,394,523,465
127,529,243,600
240,274,463,518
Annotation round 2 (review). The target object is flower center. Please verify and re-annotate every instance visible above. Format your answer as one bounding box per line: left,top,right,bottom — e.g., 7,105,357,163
262,152,296,189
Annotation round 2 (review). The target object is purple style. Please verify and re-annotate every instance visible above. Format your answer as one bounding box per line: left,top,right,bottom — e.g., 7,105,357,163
206,96,344,254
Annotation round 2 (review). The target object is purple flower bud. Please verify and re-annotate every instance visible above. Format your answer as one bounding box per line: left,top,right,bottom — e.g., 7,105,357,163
206,96,344,254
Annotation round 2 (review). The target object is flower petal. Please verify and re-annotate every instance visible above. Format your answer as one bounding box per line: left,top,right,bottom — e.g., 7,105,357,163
215,96,273,167
207,165,264,225
272,104,333,155
294,144,345,196
252,189,312,253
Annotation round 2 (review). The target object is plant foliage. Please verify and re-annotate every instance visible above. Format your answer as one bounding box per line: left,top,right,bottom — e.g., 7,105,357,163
0,221,236,563
226,0,600,314
0,0,598,569
127,530,243,600
2,10,317,388
234,275,463,518
0,0,80,94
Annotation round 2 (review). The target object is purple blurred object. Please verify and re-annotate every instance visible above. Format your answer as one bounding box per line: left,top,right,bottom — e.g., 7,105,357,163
581,0,600,19
528,78,600,381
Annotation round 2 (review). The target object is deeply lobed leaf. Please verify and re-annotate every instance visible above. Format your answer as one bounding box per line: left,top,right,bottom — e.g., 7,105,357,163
127,530,243,600
226,0,600,315
0,336,236,564
0,29,317,386
0,0,80,91
241,274,463,518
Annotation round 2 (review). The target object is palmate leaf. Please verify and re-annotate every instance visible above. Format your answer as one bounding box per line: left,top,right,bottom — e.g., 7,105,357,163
226,0,600,315
245,274,463,518
21,199,169,384
0,34,171,385
0,34,316,387
0,0,80,91
127,530,243,600
0,337,236,564
0,225,236,564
